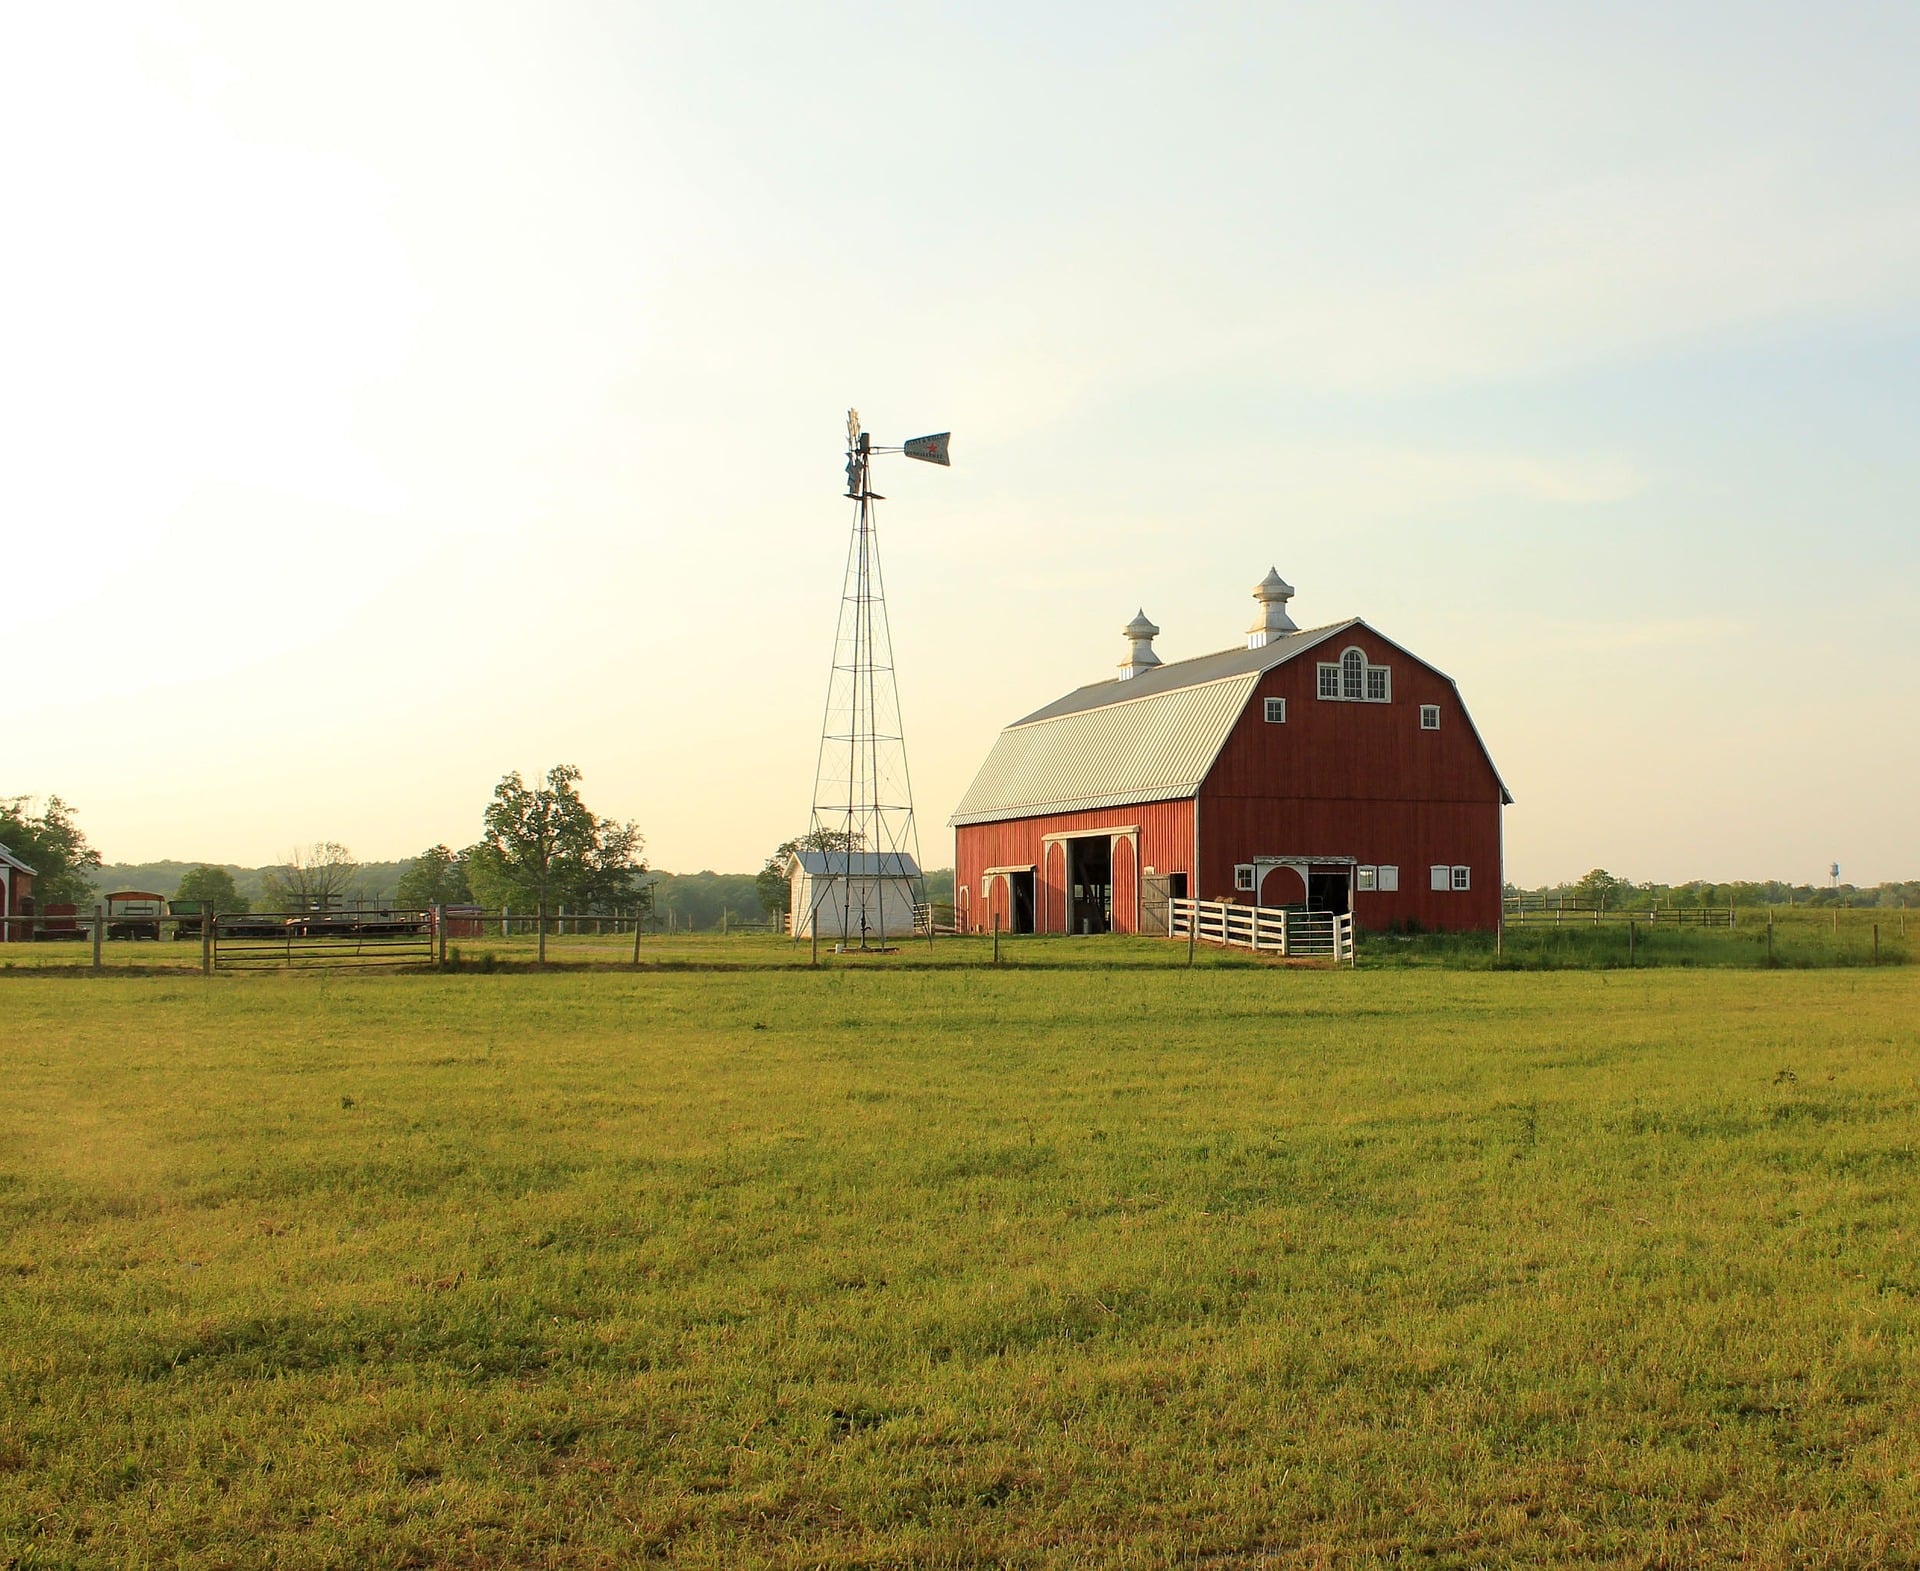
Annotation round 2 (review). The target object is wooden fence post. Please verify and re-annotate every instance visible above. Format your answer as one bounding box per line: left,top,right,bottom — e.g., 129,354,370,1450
1873,924,1879,965
435,905,448,968
202,910,214,976
993,914,1001,967
1767,912,1775,966
1187,903,1197,967
92,905,104,972
632,907,644,966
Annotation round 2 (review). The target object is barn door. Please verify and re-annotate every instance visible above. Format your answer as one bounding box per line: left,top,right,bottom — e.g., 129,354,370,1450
1140,874,1173,936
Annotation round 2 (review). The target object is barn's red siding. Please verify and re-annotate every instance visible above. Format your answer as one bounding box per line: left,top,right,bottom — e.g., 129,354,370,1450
954,799,1195,935
1198,627,1504,931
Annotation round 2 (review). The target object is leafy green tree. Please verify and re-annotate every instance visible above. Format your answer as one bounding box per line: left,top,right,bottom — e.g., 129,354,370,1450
460,840,523,912
478,765,645,963
396,845,472,909
1573,869,1622,909
0,795,103,906
263,842,360,910
755,829,864,918
174,865,249,914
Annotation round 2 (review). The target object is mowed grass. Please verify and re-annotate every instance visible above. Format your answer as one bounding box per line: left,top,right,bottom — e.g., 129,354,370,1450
2,965,1918,1567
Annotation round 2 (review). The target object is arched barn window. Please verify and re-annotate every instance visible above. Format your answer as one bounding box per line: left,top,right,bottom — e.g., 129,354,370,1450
1340,648,1366,699
1318,646,1392,704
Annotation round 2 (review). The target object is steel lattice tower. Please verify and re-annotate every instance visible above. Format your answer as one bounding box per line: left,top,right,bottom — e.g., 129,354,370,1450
806,410,949,946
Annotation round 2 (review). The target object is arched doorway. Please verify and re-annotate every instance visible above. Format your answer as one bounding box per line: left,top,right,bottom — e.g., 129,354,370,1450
1257,863,1308,908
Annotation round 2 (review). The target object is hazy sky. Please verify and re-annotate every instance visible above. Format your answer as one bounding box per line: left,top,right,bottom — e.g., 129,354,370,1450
5,2,1917,885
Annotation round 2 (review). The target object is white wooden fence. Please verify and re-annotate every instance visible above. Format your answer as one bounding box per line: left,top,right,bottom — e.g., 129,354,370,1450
1169,897,1356,964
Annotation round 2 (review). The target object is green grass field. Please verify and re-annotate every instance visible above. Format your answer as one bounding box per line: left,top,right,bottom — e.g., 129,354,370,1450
3,962,1918,1567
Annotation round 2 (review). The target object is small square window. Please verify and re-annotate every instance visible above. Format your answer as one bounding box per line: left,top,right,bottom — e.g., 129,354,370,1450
1420,705,1440,729
1431,864,1451,891
1264,696,1287,724
1234,864,1256,892
1378,865,1399,892
1451,865,1471,891
1317,664,1340,699
1356,866,1377,891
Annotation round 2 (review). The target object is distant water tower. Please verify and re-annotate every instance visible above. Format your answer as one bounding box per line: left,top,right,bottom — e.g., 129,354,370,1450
1830,862,1841,889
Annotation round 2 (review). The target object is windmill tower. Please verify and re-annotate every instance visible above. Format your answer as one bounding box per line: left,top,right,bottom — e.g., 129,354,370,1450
800,410,951,947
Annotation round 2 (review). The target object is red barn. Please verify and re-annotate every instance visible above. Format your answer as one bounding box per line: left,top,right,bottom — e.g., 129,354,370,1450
951,570,1510,936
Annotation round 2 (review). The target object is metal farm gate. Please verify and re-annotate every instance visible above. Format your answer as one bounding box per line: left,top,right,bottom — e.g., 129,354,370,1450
212,910,435,971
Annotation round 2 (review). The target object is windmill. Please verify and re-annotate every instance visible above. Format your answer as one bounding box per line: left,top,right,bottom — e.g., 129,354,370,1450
800,410,951,948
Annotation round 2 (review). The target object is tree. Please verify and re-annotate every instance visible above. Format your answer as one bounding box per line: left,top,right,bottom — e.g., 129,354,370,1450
756,829,864,918
396,845,472,909
175,865,249,914
478,765,645,963
263,842,360,910
0,796,103,906
1573,868,1622,910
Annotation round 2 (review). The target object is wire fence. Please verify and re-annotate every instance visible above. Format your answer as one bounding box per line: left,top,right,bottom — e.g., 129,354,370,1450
1503,897,1734,927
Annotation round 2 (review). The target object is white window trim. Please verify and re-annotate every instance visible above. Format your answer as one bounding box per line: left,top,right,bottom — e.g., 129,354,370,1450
1316,646,1392,703
1452,865,1471,891
1420,704,1440,730
1264,696,1287,724
1234,864,1256,892
1378,865,1399,892
1431,864,1451,892
1356,865,1378,891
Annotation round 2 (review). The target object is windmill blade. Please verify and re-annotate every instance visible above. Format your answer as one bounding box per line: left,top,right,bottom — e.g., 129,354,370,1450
903,432,951,466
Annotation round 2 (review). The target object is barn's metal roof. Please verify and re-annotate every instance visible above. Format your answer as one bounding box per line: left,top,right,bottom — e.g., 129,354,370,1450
0,842,36,876
1010,620,1358,725
950,671,1264,826
950,621,1360,827
789,850,922,878
950,616,1513,826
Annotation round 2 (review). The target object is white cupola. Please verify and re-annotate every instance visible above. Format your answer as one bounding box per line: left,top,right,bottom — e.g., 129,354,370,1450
1118,609,1162,679
1246,567,1298,648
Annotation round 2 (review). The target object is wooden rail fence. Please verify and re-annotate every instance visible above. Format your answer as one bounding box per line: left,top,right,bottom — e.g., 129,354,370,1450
1169,897,1355,964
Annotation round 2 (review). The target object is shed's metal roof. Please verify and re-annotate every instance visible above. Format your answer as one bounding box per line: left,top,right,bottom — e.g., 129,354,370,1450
790,850,922,878
0,842,36,877
949,622,1359,827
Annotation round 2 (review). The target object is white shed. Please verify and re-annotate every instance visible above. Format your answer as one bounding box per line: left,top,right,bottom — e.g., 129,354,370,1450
788,850,922,943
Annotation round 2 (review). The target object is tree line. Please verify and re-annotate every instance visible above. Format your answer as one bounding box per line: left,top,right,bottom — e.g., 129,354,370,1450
2,767,648,939
1511,869,1920,910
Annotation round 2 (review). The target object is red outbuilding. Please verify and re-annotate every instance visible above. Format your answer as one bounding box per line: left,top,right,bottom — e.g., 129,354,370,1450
951,570,1511,936
0,841,34,942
